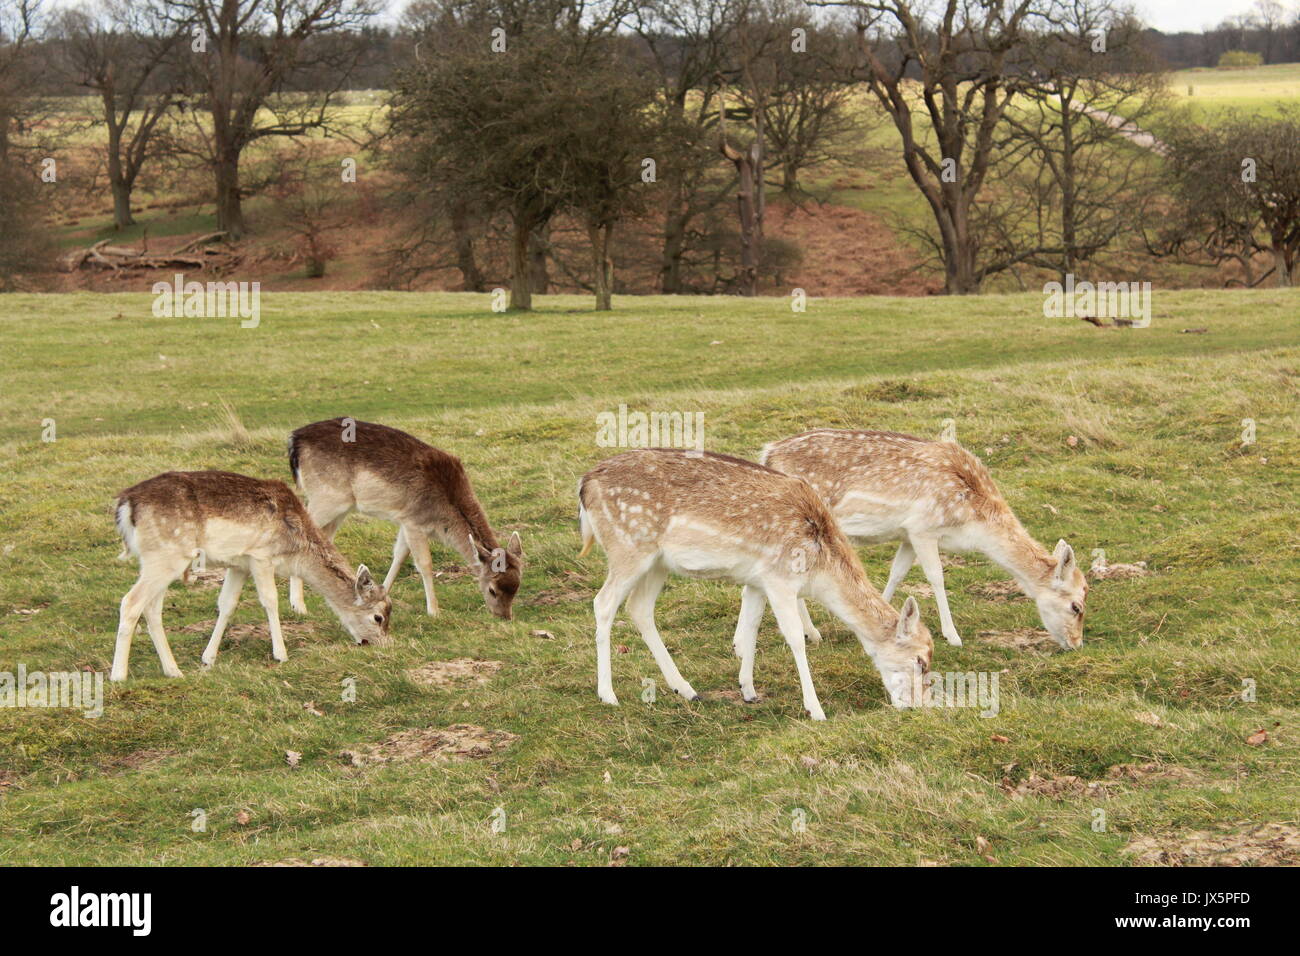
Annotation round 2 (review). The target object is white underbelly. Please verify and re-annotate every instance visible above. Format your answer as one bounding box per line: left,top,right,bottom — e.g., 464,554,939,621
836,511,906,543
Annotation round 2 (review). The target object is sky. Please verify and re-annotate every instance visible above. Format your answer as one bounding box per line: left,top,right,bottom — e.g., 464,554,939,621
30,0,1292,36
1135,0,1280,33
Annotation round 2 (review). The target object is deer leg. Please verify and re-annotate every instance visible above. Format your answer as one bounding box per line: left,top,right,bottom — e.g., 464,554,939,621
111,561,180,682
403,526,439,617
912,536,961,646
734,585,767,702
143,590,184,679
252,560,288,662
290,501,350,615
593,565,639,706
797,598,822,644
382,527,410,593
202,566,248,668
767,586,826,721
625,561,696,701
881,540,916,603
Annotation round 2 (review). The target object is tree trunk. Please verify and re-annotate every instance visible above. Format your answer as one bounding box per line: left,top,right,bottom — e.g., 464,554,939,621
214,149,246,239
1277,247,1293,288
509,215,533,311
589,222,613,311
104,119,135,229
659,186,688,294
528,224,549,295
451,201,484,292
735,153,758,296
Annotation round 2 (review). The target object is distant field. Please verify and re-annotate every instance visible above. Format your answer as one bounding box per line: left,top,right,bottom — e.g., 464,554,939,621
0,289,1296,865
1172,62,1300,115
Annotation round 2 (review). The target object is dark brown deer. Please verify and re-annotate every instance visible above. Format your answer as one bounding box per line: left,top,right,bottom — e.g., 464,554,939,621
286,419,523,619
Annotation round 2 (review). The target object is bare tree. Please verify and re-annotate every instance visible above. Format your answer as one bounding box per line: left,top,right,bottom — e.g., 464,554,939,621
58,0,183,228
1157,108,1300,287
166,0,380,238
814,0,1056,294
633,0,741,293
992,0,1168,281
1,0,57,288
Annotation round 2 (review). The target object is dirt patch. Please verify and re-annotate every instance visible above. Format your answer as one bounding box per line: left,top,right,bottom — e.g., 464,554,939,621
1003,773,1108,799
899,583,934,599
529,586,588,606
179,619,319,642
252,856,368,867
1003,763,1203,801
976,628,1056,651
1105,762,1201,784
341,724,518,766
766,202,938,296
971,580,1027,601
102,748,178,773
183,568,228,589
0,769,23,791
1090,561,1150,581
1123,823,1300,866
406,658,503,689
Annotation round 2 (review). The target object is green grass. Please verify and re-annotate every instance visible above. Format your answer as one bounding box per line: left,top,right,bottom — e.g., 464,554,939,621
1,289,1297,865
1172,62,1300,116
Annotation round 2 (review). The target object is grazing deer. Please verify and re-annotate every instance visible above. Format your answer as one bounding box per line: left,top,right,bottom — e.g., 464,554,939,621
286,419,523,620
110,471,391,682
760,430,1088,650
578,449,933,718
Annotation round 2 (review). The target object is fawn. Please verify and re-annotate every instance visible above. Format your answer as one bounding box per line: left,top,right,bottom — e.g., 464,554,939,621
286,418,523,619
761,430,1088,650
578,449,933,718
110,471,391,681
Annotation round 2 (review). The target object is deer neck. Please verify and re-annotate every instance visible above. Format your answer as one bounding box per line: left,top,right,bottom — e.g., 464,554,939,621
287,541,358,617
810,560,894,651
978,516,1054,599
437,492,498,564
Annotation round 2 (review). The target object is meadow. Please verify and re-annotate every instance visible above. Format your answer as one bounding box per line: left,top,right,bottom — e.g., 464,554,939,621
0,288,1297,865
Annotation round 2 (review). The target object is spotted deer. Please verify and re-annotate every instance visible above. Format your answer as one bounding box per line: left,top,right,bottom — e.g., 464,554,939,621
110,471,391,681
577,449,933,718
286,419,523,620
761,430,1088,650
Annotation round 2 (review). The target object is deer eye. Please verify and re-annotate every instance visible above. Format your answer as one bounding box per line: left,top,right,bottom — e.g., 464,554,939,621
487,587,498,597
1070,602,1083,616
373,614,384,625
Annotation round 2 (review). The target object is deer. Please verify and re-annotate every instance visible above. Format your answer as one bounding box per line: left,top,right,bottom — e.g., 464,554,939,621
110,471,392,682
577,449,933,719
286,418,523,620
759,430,1089,651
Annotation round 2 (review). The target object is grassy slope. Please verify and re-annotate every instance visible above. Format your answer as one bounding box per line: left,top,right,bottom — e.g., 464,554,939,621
0,290,1297,865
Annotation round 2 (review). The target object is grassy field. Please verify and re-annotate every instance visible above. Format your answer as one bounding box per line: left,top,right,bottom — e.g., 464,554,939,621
1,289,1297,865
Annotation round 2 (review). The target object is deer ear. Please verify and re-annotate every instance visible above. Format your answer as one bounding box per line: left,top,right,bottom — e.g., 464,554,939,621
1052,540,1076,581
507,531,523,557
468,533,493,566
896,596,921,642
355,564,375,597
